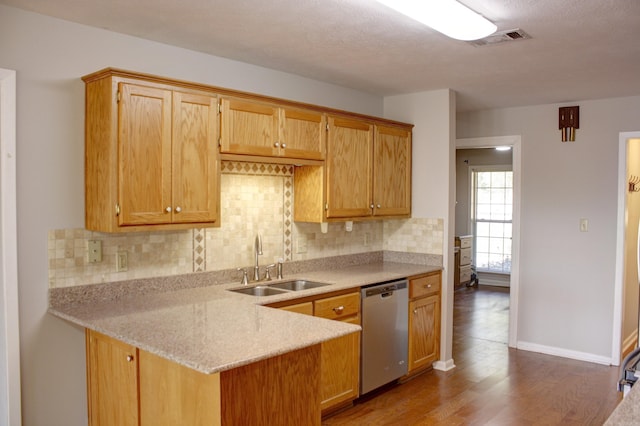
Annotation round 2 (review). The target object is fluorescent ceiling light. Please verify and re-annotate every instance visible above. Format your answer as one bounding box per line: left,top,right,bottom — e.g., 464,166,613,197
495,146,511,151
375,0,497,41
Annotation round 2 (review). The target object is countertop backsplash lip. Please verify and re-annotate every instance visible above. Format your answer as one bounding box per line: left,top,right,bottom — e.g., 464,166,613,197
49,250,442,308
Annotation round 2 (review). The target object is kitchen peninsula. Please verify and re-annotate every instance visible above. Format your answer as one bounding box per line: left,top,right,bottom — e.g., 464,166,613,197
49,258,441,425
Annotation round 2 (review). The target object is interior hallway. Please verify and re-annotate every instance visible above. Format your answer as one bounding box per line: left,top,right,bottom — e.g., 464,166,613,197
323,285,622,425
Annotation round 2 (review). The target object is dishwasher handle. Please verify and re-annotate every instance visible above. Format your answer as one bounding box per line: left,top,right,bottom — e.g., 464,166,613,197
363,280,407,298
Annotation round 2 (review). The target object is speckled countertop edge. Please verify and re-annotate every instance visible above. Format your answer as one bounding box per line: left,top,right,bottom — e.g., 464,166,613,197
604,383,640,425
49,254,442,375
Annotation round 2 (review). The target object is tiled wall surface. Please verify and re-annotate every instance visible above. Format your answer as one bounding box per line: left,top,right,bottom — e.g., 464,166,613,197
48,162,444,288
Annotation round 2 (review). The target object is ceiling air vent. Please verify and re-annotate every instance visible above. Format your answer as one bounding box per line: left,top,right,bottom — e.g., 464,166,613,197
467,28,531,47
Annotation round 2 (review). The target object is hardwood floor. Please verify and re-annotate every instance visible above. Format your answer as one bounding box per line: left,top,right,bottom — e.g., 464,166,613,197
323,285,622,425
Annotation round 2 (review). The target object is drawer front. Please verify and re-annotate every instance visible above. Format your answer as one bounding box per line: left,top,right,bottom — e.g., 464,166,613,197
410,273,441,298
460,248,472,265
460,265,472,283
315,292,360,320
459,238,472,249
280,301,314,316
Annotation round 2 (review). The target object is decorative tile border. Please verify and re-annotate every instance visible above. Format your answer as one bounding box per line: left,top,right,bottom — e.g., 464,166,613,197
193,228,206,272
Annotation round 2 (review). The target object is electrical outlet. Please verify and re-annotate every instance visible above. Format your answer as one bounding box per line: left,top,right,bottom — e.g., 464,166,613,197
88,240,102,263
116,251,128,272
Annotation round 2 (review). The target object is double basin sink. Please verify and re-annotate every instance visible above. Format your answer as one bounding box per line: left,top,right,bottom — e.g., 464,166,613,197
228,279,331,296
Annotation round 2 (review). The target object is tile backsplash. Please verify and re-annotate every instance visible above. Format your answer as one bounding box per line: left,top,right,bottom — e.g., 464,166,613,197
48,162,444,288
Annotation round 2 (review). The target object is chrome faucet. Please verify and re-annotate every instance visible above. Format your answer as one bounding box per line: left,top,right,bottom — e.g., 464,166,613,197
253,234,263,281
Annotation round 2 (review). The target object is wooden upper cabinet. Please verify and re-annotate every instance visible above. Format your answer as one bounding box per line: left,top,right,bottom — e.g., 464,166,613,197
372,124,412,217
220,97,325,161
84,71,221,232
279,107,326,160
118,83,173,226
325,116,373,219
220,97,279,157
294,115,412,222
117,84,220,228
171,92,220,224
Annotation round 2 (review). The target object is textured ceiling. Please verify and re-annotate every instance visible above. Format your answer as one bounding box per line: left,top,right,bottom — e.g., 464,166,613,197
3,0,640,111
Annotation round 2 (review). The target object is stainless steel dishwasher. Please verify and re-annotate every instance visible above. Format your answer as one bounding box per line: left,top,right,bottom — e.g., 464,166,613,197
360,279,408,394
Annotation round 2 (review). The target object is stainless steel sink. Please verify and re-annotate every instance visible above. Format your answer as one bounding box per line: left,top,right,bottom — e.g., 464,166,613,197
228,279,331,296
268,280,331,291
228,285,289,296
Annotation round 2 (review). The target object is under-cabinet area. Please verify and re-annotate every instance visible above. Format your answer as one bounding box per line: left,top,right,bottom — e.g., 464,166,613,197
82,68,412,233
50,261,441,424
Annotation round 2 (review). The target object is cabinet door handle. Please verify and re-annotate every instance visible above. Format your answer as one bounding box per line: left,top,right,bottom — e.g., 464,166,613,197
126,355,134,362
413,309,418,314
274,142,280,148
165,207,172,213
377,204,381,208
333,305,344,314
281,143,287,148
370,204,374,209
175,206,182,213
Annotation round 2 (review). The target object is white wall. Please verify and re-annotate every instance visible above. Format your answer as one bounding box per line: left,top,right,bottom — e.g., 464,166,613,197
383,90,457,368
0,5,384,425
458,96,640,362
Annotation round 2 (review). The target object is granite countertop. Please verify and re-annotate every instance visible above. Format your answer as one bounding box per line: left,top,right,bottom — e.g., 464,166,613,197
605,383,640,425
49,260,441,375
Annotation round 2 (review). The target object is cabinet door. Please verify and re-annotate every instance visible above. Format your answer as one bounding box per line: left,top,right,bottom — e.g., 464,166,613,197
172,92,220,224
373,125,411,216
319,329,360,412
280,107,326,160
408,295,440,372
86,330,139,426
325,116,373,218
139,349,221,426
219,98,279,157
118,83,173,226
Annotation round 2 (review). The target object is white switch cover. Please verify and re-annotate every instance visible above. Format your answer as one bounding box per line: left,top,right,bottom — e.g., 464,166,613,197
580,218,588,232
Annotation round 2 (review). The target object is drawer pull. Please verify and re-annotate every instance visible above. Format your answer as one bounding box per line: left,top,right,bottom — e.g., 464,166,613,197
126,355,134,362
333,305,344,314
425,284,432,288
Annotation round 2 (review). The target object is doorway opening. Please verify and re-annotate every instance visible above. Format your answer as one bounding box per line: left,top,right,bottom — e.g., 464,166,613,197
614,132,640,364
455,136,521,348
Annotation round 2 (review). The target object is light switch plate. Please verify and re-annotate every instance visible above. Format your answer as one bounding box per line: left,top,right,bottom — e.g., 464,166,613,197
580,218,588,232
116,251,128,272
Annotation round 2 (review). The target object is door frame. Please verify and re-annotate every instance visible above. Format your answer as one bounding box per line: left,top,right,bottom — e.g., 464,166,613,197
0,68,21,425
613,131,640,365
455,135,521,348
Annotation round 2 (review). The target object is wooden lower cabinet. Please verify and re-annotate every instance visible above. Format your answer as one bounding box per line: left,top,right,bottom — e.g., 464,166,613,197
269,289,361,414
407,271,441,375
86,330,139,426
86,329,321,425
